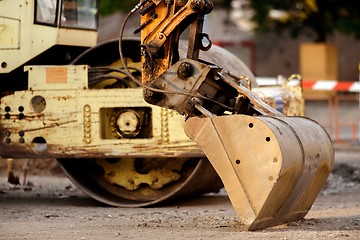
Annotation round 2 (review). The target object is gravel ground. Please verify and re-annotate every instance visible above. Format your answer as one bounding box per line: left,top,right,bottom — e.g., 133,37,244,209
0,147,359,240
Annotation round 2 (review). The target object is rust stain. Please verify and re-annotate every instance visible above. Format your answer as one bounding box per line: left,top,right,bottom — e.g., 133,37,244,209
21,120,77,132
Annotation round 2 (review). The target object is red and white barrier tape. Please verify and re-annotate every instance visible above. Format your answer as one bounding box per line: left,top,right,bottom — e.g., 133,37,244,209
256,77,360,92
302,80,360,92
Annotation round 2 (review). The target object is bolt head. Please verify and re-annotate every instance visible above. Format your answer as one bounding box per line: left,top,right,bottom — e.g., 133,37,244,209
177,62,193,79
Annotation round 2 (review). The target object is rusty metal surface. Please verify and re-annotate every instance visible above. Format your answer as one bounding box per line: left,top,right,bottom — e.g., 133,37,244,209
184,115,334,230
253,74,304,116
0,39,203,159
140,0,176,83
0,83,202,159
96,157,184,190
217,72,283,117
252,87,303,116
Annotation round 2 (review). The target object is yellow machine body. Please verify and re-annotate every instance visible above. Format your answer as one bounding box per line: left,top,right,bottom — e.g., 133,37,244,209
0,0,98,73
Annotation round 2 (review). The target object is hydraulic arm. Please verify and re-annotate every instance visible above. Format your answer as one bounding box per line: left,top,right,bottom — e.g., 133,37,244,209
119,0,334,230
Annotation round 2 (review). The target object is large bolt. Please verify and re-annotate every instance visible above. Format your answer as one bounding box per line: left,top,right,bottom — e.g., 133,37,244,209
177,62,193,79
176,0,186,7
190,0,203,11
143,87,164,104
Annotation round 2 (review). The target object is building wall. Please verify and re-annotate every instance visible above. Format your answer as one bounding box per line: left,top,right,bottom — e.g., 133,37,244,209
254,32,360,81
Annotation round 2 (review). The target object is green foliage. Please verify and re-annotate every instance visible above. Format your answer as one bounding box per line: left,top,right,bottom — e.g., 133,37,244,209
97,0,360,41
99,0,139,15
250,0,360,42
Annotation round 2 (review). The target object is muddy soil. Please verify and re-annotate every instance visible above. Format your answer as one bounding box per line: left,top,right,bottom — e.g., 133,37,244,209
0,147,359,240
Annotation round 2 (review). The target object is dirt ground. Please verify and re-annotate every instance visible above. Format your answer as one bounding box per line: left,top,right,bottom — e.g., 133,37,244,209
0,146,360,240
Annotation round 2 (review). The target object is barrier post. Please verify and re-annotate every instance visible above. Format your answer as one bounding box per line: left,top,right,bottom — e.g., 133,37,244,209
358,63,360,143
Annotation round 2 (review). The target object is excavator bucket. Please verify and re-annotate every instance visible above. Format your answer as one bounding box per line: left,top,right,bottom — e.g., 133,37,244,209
184,115,334,230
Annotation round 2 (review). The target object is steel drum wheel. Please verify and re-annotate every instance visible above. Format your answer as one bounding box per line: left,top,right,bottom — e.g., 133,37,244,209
58,157,222,207
57,39,224,206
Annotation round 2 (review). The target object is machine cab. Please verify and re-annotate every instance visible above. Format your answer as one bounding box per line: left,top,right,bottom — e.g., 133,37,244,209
0,0,99,74
35,0,98,30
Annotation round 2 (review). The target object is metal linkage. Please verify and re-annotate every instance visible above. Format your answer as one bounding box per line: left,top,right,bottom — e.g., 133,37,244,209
216,72,283,117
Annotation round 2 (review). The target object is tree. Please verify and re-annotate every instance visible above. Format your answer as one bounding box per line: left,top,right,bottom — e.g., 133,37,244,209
99,0,139,15
250,0,360,42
